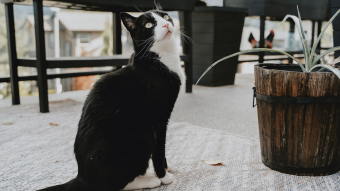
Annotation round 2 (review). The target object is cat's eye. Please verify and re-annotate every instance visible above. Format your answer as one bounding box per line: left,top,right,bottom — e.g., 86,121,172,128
145,22,154,28
163,15,170,20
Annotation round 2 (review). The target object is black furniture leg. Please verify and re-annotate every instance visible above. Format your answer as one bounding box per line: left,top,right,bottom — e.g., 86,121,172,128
33,0,49,113
113,12,122,55
316,21,322,64
317,21,322,51
311,21,316,47
259,16,265,63
288,19,295,64
332,0,340,62
5,3,20,105
181,11,193,93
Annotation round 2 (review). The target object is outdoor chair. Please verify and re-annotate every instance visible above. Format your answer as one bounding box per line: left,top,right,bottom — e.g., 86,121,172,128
1,0,196,113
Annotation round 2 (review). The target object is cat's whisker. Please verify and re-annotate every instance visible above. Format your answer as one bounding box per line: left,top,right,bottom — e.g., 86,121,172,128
137,36,153,42
144,38,156,57
136,37,154,45
179,31,192,40
135,37,154,56
136,39,154,57
141,41,154,58
139,39,153,47
176,31,192,44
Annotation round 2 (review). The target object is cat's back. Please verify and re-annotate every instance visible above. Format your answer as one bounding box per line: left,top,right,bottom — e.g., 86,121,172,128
80,65,144,122
93,65,137,93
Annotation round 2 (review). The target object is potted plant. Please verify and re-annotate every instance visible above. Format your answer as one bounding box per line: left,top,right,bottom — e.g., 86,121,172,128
197,8,340,176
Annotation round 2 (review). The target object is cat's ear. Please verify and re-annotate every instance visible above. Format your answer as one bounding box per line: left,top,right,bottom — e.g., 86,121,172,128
121,12,137,31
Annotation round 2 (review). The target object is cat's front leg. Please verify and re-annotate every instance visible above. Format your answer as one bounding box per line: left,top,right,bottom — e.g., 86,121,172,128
152,124,174,185
152,150,174,185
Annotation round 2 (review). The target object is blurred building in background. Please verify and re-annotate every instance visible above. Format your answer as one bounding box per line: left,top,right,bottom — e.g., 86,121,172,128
0,0,335,98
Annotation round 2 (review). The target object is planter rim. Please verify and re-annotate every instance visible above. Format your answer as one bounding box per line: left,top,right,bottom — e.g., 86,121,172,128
255,63,340,97
255,63,340,77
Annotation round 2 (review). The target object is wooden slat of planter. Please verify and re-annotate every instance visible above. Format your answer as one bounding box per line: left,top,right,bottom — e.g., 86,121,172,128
255,66,340,97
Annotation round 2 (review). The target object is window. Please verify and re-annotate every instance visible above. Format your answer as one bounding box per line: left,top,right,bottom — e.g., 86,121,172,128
78,33,91,44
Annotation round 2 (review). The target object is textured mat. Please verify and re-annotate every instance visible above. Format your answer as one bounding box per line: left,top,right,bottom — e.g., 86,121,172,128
0,100,339,191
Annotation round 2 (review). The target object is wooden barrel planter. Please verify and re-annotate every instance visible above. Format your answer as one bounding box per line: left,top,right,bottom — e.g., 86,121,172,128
254,64,340,176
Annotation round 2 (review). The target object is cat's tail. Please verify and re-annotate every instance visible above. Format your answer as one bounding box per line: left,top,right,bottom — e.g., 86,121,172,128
37,178,89,191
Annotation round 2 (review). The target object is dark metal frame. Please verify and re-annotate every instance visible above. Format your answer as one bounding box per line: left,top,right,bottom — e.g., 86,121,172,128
239,17,324,65
4,3,20,106
1,0,193,113
180,11,193,93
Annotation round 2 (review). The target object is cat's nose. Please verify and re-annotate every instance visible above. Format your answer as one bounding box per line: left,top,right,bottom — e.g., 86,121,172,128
162,24,169,28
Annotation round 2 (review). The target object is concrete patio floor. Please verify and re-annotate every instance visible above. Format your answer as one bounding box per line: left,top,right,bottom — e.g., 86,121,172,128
0,74,258,139
1,74,339,191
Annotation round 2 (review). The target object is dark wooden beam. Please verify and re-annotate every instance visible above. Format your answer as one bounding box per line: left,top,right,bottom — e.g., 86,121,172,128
317,21,322,50
46,56,128,68
180,11,193,93
17,56,129,68
17,58,36,67
33,0,49,113
311,21,316,47
288,19,295,64
259,16,266,63
0,70,114,83
4,3,20,105
113,12,122,55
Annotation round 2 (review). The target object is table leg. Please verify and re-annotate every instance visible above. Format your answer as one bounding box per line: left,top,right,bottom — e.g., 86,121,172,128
113,12,122,55
5,3,20,105
288,19,295,64
33,0,49,113
259,16,265,63
180,11,193,93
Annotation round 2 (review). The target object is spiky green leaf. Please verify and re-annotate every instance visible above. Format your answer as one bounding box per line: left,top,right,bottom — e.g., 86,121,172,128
310,9,340,64
312,46,340,66
310,64,340,79
282,14,309,67
296,6,311,69
332,57,340,66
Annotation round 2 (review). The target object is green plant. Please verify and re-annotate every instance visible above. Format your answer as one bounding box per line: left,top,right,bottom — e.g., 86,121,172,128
196,7,340,84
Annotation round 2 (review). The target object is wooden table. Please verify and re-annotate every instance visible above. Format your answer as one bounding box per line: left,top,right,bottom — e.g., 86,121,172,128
1,0,195,112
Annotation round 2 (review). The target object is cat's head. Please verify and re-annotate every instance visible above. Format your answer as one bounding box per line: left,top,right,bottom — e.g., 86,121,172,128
121,11,178,57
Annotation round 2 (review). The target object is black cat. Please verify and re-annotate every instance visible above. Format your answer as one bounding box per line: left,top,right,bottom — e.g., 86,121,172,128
39,10,184,191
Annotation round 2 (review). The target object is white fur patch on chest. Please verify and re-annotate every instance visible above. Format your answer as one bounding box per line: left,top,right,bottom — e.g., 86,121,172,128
150,45,185,87
150,12,185,87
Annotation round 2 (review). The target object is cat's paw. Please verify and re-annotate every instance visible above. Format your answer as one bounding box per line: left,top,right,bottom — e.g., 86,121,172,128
166,167,175,173
160,172,174,185
123,176,161,190
143,176,162,188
